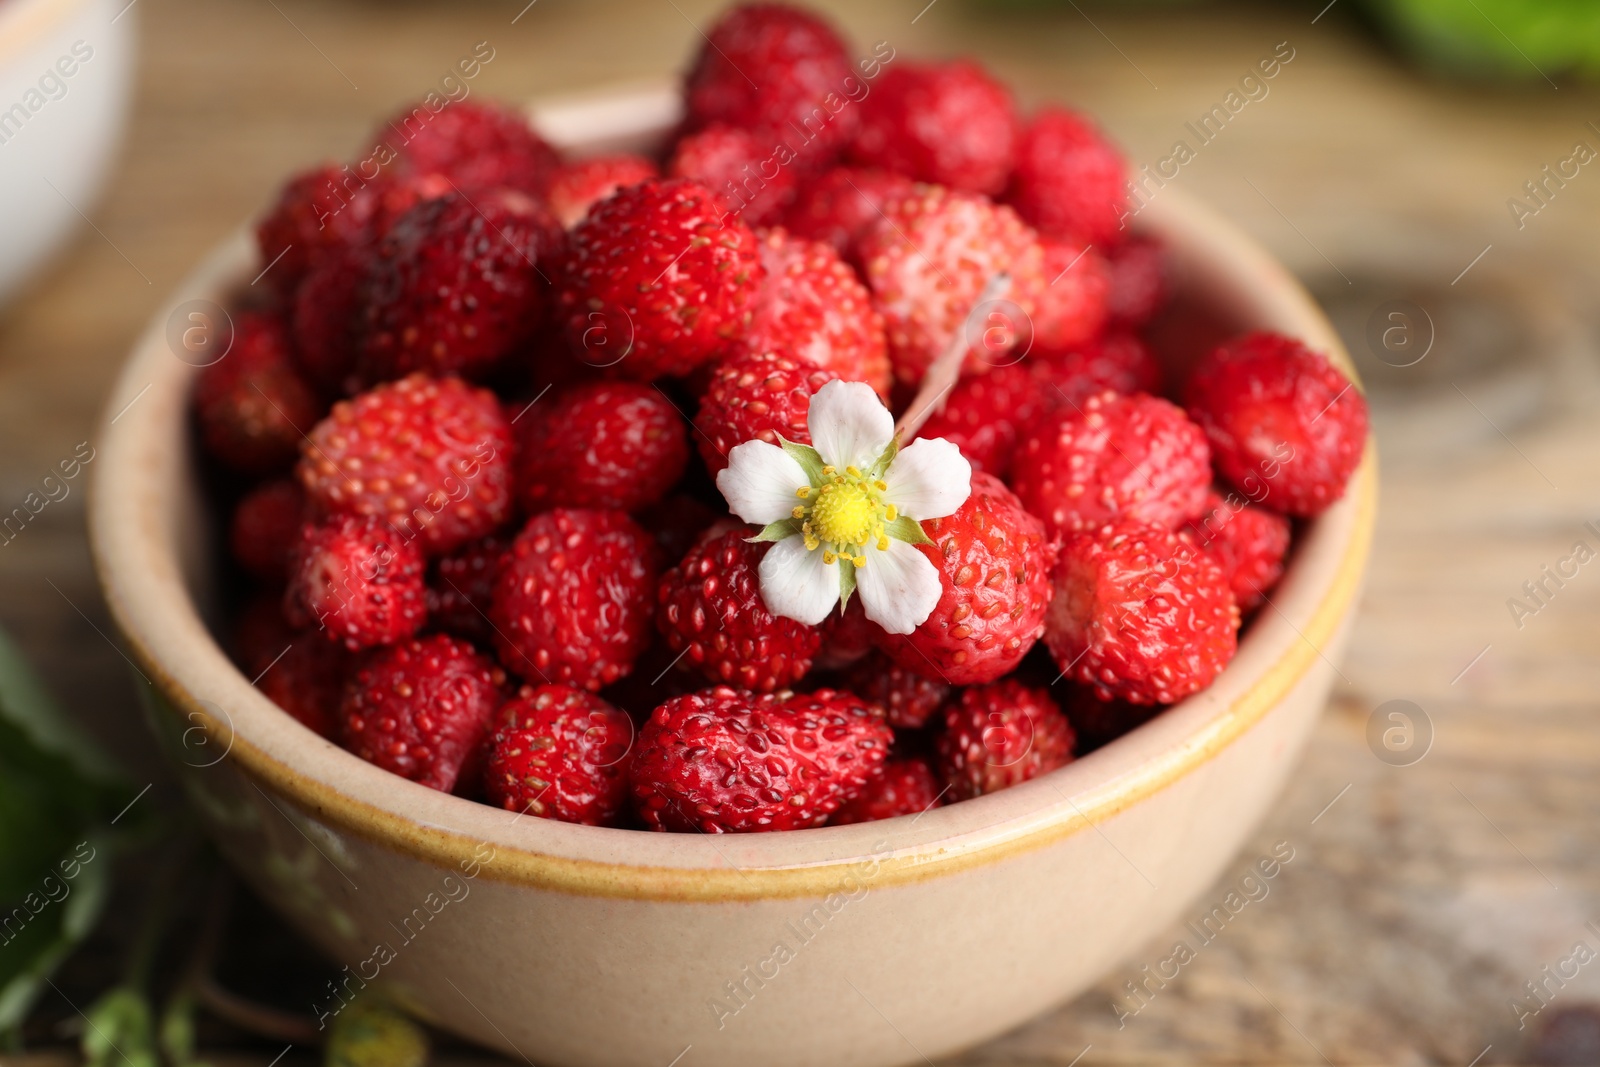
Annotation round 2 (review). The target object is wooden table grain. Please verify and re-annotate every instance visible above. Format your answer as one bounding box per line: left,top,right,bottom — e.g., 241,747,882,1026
4,0,1600,1063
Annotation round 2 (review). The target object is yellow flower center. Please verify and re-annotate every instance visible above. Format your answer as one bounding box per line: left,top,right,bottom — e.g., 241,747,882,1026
794,465,892,563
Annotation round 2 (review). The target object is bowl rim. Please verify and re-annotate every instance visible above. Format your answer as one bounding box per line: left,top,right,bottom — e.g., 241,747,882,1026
88,83,1376,903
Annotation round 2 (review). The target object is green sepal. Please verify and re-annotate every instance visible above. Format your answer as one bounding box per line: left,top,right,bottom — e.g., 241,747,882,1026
884,515,934,546
838,557,857,611
777,436,826,486
869,434,901,479
749,518,802,543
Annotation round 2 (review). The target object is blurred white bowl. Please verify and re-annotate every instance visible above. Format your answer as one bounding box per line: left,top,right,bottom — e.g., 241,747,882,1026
0,0,135,305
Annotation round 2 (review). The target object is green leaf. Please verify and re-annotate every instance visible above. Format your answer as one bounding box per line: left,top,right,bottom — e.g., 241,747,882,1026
777,436,826,486
838,558,857,611
749,519,802,543
327,997,430,1067
160,988,211,1067
869,435,900,479
884,515,934,546
83,987,160,1067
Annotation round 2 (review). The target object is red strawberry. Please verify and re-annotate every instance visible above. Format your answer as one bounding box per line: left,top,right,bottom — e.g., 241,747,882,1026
229,479,306,583
556,178,765,381
1181,490,1292,611
1061,686,1159,751
491,509,658,691
426,533,509,645
656,527,822,692
783,166,915,262
339,634,507,793
290,240,367,397
631,687,892,833
1031,238,1111,355
298,374,513,557
936,679,1076,799
913,362,1047,478
859,186,1046,384
360,190,564,382
1183,332,1368,518
254,164,386,299
1044,518,1240,705
284,514,427,651
683,4,859,172
831,757,943,824
876,472,1054,686
1106,235,1167,327
233,596,349,739
693,351,837,475
849,60,1019,196
842,652,949,730
638,494,722,569
546,154,659,229
376,98,559,197
194,312,322,476
814,596,882,670
1012,390,1211,539
515,380,689,512
668,124,798,226
484,684,636,825
1007,105,1128,248
736,227,891,396
1032,331,1163,406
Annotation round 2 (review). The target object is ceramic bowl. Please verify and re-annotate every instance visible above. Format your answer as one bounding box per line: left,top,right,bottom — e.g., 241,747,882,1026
0,0,135,305
90,83,1375,1067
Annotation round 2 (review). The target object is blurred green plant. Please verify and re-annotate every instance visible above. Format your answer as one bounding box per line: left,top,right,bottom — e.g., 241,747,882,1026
0,626,142,1048
1359,0,1600,81
325,996,430,1067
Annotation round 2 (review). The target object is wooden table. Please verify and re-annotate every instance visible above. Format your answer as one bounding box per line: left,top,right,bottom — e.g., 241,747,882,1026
4,0,1600,1063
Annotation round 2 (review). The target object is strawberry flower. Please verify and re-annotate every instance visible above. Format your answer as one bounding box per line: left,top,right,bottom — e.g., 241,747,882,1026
716,380,971,634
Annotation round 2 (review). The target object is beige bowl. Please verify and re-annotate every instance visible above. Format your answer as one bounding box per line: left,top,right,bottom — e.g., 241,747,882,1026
90,84,1375,1067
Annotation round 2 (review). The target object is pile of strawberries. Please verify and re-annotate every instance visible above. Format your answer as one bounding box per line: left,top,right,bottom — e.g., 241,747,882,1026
207,2,1368,833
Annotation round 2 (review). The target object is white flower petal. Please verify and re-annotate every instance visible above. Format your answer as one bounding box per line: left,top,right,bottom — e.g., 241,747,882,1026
717,440,810,525
758,536,841,626
807,380,894,471
856,537,942,635
884,437,972,520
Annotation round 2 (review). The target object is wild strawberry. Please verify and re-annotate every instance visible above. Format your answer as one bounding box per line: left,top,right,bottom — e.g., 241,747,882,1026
936,679,1075,799
1007,105,1128,248
1183,332,1368,518
693,351,837,474
668,124,798,226
546,154,659,228
339,634,506,793
831,757,943,824
842,652,949,729
1012,391,1211,539
284,514,427,651
1182,490,1292,611
656,527,822,692
194,312,322,476
876,472,1053,685
254,164,386,299
683,3,859,173
631,687,892,833
515,381,689,512
1061,686,1158,752
377,98,560,197
297,374,513,557
290,241,366,397
426,534,509,645
484,685,636,825
859,186,1046,384
229,479,306,583
814,596,881,670
850,60,1019,196
233,597,349,739
638,494,722,569
913,362,1047,478
556,178,765,381
782,166,915,262
360,190,565,382
1044,518,1239,705
1106,235,1167,327
491,509,658,691
1033,331,1163,405
736,227,891,396
1031,238,1110,355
